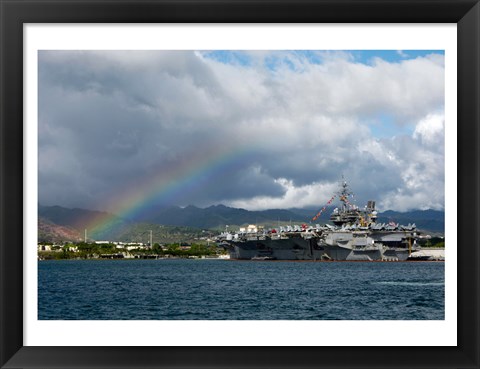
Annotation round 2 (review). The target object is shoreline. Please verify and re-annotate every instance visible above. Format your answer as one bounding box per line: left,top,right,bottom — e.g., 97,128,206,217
38,257,444,262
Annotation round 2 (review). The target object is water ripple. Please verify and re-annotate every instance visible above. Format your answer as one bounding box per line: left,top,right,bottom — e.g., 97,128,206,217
38,259,445,320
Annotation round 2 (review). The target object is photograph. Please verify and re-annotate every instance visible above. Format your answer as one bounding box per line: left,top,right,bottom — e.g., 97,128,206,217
37,50,446,321
1,0,479,367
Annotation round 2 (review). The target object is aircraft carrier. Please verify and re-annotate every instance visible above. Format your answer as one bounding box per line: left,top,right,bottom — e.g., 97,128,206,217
219,179,419,261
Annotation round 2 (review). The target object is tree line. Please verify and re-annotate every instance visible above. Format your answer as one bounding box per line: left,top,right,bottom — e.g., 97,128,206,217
38,241,222,260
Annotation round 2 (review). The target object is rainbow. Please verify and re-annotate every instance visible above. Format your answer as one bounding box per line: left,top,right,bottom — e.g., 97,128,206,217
84,142,260,238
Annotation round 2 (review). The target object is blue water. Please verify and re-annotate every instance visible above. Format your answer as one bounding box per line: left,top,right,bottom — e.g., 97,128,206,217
38,259,444,320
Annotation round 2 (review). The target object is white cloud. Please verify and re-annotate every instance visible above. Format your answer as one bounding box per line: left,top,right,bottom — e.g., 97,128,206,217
375,113,445,211
413,113,445,145
38,50,445,212
226,178,339,210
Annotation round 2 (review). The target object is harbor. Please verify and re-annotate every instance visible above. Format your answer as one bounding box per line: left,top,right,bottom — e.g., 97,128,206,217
218,179,444,262
38,258,445,320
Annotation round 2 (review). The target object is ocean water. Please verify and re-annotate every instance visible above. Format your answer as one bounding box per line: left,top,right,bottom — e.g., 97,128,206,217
38,259,445,320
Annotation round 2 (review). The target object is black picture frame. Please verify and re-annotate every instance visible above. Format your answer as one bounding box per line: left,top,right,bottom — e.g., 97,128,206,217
1,1,479,368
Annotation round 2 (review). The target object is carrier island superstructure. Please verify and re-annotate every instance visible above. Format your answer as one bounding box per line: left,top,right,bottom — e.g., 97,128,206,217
219,180,419,261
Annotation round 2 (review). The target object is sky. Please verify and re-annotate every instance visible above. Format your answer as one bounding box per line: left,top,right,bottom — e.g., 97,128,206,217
38,50,445,214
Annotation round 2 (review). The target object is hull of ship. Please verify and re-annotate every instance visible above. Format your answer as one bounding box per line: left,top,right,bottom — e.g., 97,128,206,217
323,246,383,261
225,231,417,261
321,231,383,261
322,244,416,261
226,236,382,261
226,236,325,260
227,241,386,261
383,248,417,261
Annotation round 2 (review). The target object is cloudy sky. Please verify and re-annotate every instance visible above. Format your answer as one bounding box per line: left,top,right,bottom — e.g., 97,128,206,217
38,50,445,214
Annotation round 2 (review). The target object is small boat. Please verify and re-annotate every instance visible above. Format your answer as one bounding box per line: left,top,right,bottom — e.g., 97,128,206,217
407,252,432,261
251,256,276,261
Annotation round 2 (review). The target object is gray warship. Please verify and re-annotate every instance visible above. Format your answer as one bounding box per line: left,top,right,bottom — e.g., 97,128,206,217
219,179,419,261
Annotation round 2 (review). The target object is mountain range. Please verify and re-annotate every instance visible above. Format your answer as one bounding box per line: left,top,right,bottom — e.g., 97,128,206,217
38,203,445,243
38,217,83,243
